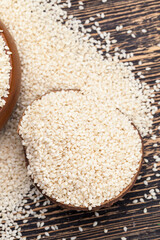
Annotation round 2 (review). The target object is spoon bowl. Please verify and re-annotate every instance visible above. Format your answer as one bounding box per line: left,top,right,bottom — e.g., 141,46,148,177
0,20,21,129
18,90,144,211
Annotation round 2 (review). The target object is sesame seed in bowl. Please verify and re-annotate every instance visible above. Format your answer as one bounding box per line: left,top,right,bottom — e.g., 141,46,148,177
18,90,143,210
0,20,21,130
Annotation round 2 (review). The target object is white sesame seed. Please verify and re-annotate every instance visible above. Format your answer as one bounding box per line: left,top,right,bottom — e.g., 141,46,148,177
89,17,95,21
153,143,158,147
101,13,105,18
144,158,149,163
137,175,142,180
93,221,98,227
45,226,50,231
151,135,157,140
79,6,84,10
37,222,40,228
112,39,117,43
23,220,28,224
133,199,138,204
104,229,108,233
95,212,99,217
45,232,50,236
145,67,151,71
79,226,83,232
71,237,77,240
123,226,127,232
131,33,136,38
127,29,132,34
142,29,147,33
143,208,147,213
144,180,148,186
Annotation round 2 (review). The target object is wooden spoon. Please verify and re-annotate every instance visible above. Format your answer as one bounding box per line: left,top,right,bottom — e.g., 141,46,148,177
0,20,21,129
18,90,144,211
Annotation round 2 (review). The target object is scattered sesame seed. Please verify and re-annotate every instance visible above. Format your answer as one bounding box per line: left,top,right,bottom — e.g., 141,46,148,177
40,222,44,227
104,229,108,233
143,208,147,213
95,212,100,217
112,39,117,43
23,220,28,224
144,158,149,163
93,221,98,227
151,135,157,140
101,13,105,18
142,29,147,33
37,222,40,228
45,232,50,236
71,237,77,240
153,143,158,147
127,29,132,34
79,6,84,10
133,199,138,204
79,226,83,232
145,67,151,71
35,202,40,207
123,226,127,232
131,33,136,38
144,180,148,186
45,226,50,231
85,19,90,24
89,17,95,21
137,175,142,180
55,225,58,230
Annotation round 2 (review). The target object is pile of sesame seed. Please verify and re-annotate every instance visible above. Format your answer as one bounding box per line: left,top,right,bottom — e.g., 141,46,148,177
0,34,11,108
19,90,142,209
0,0,159,239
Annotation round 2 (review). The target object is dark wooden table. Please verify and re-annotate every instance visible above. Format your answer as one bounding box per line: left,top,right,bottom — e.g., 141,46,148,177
21,0,160,239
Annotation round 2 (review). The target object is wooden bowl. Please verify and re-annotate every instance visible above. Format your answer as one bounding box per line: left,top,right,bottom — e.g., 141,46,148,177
0,20,21,130
18,91,144,211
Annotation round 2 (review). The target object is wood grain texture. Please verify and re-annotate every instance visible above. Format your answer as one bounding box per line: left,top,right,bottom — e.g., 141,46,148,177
16,0,160,239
